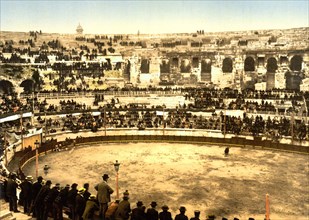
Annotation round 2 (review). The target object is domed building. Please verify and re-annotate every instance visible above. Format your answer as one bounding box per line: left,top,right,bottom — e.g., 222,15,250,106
76,23,83,35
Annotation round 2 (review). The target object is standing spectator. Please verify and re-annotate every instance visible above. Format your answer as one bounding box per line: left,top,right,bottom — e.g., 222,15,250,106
67,183,78,219
20,175,33,214
131,201,145,220
114,190,131,220
6,172,20,212
83,183,91,201
190,210,201,220
83,195,100,220
43,183,60,220
159,205,172,220
146,201,158,220
75,187,87,220
31,176,43,217
53,184,70,220
175,206,188,220
34,180,52,220
95,173,114,219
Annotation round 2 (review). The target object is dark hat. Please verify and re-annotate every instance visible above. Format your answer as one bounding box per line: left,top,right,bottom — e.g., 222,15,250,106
71,183,78,188
102,174,109,179
179,206,186,212
65,184,70,188
123,190,129,197
161,205,169,210
150,201,157,207
10,172,17,177
136,201,143,206
37,176,43,181
46,180,52,185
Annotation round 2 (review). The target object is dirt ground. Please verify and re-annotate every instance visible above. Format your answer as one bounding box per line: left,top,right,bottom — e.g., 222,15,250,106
21,142,309,220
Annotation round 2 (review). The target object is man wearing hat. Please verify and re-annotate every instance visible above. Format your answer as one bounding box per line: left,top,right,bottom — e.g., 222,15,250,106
175,206,188,220
114,190,131,220
159,205,172,220
20,175,33,214
83,195,99,220
34,180,52,220
67,183,78,219
30,176,43,217
43,183,60,220
94,173,114,219
53,184,70,220
190,210,200,220
131,201,145,220
6,172,20,212
75,187,87,220
146,201,158,220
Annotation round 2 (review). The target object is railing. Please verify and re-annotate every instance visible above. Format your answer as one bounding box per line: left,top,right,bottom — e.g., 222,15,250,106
18,134,309,174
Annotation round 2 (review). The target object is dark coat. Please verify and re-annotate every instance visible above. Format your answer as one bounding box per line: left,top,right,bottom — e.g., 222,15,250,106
6,178,18,197
75,194,86,217
44,186,59,204
32,181,43,201
82,199,99,220
34,185,51,205
114,199,131,220
67,188,78,206
175,213,189,220
146,207,158,220
20,180,33,200
159,211,172,220
131,207,146,220
53,188,69,206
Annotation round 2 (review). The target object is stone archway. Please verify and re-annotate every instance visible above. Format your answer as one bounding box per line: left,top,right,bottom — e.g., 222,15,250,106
0,80,14,94
266,57,278,72
290,55,303,71
160,59,170,74
244,56,255,72
20,79,35,94
140,59,150,73
222,57,233,73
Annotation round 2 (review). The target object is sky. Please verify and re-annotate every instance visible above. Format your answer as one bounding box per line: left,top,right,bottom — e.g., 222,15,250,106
0,0,308,34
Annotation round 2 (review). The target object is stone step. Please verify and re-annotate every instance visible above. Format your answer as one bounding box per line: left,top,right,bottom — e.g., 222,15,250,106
0,211,13,220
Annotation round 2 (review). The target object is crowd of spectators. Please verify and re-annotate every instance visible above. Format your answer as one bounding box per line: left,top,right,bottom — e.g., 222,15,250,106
0,171,256,220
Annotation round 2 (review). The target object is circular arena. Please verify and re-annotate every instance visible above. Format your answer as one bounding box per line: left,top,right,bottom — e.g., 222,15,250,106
18,131,309,220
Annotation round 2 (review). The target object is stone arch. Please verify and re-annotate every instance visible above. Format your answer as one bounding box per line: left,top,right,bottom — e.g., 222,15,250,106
244,56,255,72
160,59,170,74
222,57,233,73
290,55,303,71
140,59,150,73
180,59,191,73
20,79,35,93
201,59,212,73
0,80,14,94
266,57,278,72
171,57,179,68
192,57,199,68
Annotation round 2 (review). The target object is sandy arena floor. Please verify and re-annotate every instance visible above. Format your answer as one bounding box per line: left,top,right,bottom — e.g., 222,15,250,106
22,142,309,220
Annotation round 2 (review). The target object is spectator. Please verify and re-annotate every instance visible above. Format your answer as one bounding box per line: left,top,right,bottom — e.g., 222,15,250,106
67,183,78,219
131,201,146,220
114,190,131,220
20,175,33,214
189,210,200,220
75,187,87,220
6,172,20,212
146,201,159,220
159,205,172,220
83,194,100,220
53,184,70,220
95,173,114,219
175,206,188,220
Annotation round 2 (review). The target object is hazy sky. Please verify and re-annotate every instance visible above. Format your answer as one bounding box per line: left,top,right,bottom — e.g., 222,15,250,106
1,0,308,34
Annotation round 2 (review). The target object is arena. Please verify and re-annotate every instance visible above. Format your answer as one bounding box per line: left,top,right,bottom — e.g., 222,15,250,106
19,140,309,220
